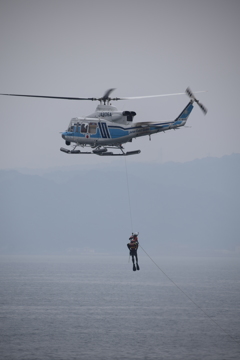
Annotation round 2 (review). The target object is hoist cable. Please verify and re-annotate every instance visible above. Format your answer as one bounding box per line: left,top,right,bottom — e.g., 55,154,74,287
124,157,133,233
139,244,240,344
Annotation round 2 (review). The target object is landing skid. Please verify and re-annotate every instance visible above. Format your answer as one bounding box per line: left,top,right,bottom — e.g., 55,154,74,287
60,147,141,156
98,150,141,156
60,148,91,154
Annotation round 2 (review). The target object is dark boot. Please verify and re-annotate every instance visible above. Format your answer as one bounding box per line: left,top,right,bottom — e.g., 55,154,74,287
136,263,140,270
133,264,136,271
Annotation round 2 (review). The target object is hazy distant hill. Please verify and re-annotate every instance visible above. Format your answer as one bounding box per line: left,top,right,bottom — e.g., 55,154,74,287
0,154,239,256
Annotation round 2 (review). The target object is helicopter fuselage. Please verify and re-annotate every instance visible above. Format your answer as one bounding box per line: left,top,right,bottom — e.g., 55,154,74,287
61,102,194,148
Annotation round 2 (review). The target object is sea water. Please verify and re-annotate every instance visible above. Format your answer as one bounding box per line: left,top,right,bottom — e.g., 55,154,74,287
0,255,239,360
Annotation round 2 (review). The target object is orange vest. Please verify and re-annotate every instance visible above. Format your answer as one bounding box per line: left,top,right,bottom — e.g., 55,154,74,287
128,241,138,250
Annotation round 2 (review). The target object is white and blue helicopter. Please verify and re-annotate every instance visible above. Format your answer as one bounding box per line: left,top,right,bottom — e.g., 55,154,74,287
0,87,207,156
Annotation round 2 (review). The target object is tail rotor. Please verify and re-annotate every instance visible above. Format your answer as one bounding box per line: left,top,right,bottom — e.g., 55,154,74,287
186,87,207,115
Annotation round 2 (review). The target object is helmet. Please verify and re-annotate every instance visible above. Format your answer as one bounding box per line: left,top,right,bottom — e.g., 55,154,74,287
133,232,138,236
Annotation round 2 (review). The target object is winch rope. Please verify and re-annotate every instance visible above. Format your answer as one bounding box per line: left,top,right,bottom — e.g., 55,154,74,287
124,157,133,233
139,244,239,344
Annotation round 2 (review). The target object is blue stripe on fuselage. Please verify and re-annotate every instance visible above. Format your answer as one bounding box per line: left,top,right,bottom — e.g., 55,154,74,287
102,122,111,138
109,127,129,138
99,122,111,138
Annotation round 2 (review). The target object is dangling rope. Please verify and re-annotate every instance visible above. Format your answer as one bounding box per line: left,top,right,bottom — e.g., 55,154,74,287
140,244,240,344
124,157,134,264
124,157,133,233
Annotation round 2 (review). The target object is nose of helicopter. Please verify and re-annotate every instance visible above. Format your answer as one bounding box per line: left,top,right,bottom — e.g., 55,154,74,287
62,133,66,140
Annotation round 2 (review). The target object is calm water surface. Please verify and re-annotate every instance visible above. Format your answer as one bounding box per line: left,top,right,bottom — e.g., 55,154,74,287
0,255,239,360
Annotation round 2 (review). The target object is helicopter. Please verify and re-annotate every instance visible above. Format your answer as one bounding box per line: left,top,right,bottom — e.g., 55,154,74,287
0,87,207,156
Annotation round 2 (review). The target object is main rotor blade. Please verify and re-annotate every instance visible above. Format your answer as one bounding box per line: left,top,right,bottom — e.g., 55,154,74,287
0,93,97,101
116,90,206,100
0,89,207,102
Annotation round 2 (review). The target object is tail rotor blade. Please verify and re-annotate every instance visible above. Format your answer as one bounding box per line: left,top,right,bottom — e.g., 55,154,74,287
186,87,207,115
198,102,208,115
186,87,194,98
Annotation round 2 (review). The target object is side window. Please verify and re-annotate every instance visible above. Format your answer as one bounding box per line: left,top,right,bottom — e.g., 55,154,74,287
89,123,97,134
73,123,79,132
81,123,88,133
76,123,80,132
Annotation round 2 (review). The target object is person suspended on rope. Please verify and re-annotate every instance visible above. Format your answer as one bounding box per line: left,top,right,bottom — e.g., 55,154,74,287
127,232,140,271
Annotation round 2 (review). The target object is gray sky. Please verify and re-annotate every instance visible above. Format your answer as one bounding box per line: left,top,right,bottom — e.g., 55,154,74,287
0,0,239,169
